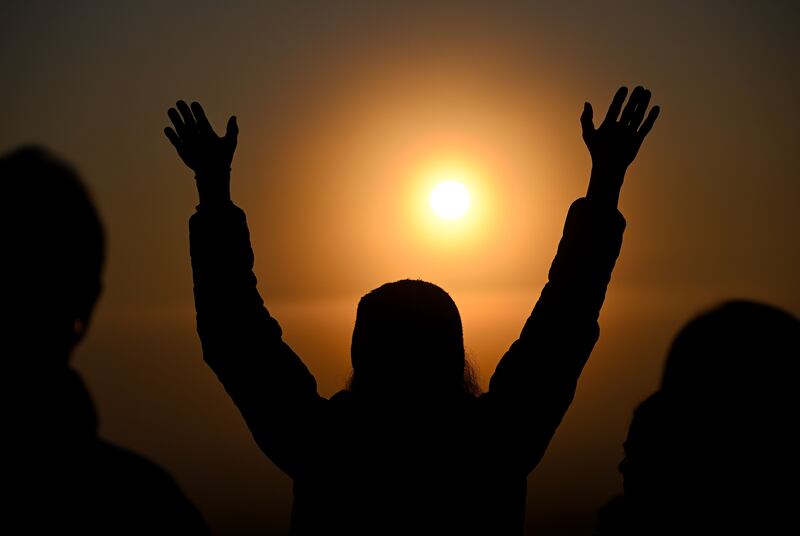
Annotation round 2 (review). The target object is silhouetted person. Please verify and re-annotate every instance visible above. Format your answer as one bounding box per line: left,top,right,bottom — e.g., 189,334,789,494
595,301,800,535
0,147,207,534
166,86,659,534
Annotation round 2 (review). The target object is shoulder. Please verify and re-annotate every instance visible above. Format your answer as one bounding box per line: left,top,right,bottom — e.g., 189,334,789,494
93,440,173,482
91,439,208,533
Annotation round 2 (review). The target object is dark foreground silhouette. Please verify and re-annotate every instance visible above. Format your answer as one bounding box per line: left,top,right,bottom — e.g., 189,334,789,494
166,87,659,534
595,301,800,535
0,148,207,533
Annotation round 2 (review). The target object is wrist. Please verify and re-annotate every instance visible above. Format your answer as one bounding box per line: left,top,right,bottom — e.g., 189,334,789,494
590,165,626,182
195,168,232,208
194,166,231,181
587,166,625,209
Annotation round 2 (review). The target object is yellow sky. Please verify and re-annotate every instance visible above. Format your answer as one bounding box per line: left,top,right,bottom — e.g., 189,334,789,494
2,1,798,534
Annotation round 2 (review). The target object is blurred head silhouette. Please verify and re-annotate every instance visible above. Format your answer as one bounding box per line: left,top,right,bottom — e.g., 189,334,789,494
349,279,477,400
0,146,105,368
617,300,799,530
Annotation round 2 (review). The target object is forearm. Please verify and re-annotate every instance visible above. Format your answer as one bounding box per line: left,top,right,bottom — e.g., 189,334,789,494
484,196,625,472
189,203,318,407
493,196,624,380
544,196,626,317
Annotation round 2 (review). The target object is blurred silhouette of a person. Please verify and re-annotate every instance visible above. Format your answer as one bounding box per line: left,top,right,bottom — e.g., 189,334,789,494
0,147,207,533
166,86,659,534
595,301,800,535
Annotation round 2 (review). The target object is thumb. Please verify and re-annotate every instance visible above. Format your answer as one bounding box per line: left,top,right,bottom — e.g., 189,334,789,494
580,102,594,138
225,116,239,145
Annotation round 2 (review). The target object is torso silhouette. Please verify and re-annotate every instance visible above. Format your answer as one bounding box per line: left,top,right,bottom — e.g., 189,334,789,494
595,302,800,536
0,145,207,534
190,197,625,535
7,367,208,534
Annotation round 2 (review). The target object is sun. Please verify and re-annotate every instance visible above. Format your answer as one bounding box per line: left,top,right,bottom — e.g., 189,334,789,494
429,179,471,220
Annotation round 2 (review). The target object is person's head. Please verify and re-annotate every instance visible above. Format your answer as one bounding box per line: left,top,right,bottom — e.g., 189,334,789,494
0,146,105,366
349,279,478,400
619,300,799,526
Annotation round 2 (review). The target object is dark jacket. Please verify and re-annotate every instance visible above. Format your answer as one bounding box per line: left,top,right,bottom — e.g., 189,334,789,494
6,367,208,534
189,197,625,535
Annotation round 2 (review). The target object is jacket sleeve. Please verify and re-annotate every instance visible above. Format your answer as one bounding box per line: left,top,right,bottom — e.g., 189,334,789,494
480,197,626,475
189,203,324,478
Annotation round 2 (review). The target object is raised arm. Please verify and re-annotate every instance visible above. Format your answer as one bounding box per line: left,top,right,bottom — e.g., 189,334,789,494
482,87,659,474
165,101,323,477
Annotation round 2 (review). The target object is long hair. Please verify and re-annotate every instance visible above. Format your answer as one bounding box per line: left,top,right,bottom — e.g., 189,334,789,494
349,279,480,398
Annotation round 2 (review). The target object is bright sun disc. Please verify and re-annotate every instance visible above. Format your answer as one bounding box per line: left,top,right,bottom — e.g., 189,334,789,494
429,180,471,220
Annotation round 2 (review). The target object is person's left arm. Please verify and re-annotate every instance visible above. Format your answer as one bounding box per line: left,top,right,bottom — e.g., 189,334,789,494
481,87,659,474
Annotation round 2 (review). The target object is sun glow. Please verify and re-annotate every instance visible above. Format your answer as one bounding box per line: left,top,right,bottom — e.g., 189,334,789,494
408,161,495,249
429,179,472,220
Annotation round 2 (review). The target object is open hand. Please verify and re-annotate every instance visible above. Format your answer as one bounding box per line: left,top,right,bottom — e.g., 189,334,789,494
165,101,238,206
581,86,659,207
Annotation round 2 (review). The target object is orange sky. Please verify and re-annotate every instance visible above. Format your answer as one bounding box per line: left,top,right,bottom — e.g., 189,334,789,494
2,1,798,534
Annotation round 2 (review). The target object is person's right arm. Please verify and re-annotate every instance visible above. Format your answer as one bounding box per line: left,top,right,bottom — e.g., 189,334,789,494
165,101,324,478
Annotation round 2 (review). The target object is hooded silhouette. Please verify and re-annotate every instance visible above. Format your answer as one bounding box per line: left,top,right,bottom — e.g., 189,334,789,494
1,147,207,534
167,86,659,534
595,301,800,535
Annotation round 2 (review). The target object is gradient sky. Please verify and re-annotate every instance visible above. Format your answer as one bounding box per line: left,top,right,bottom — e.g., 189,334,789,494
2,1,798,534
